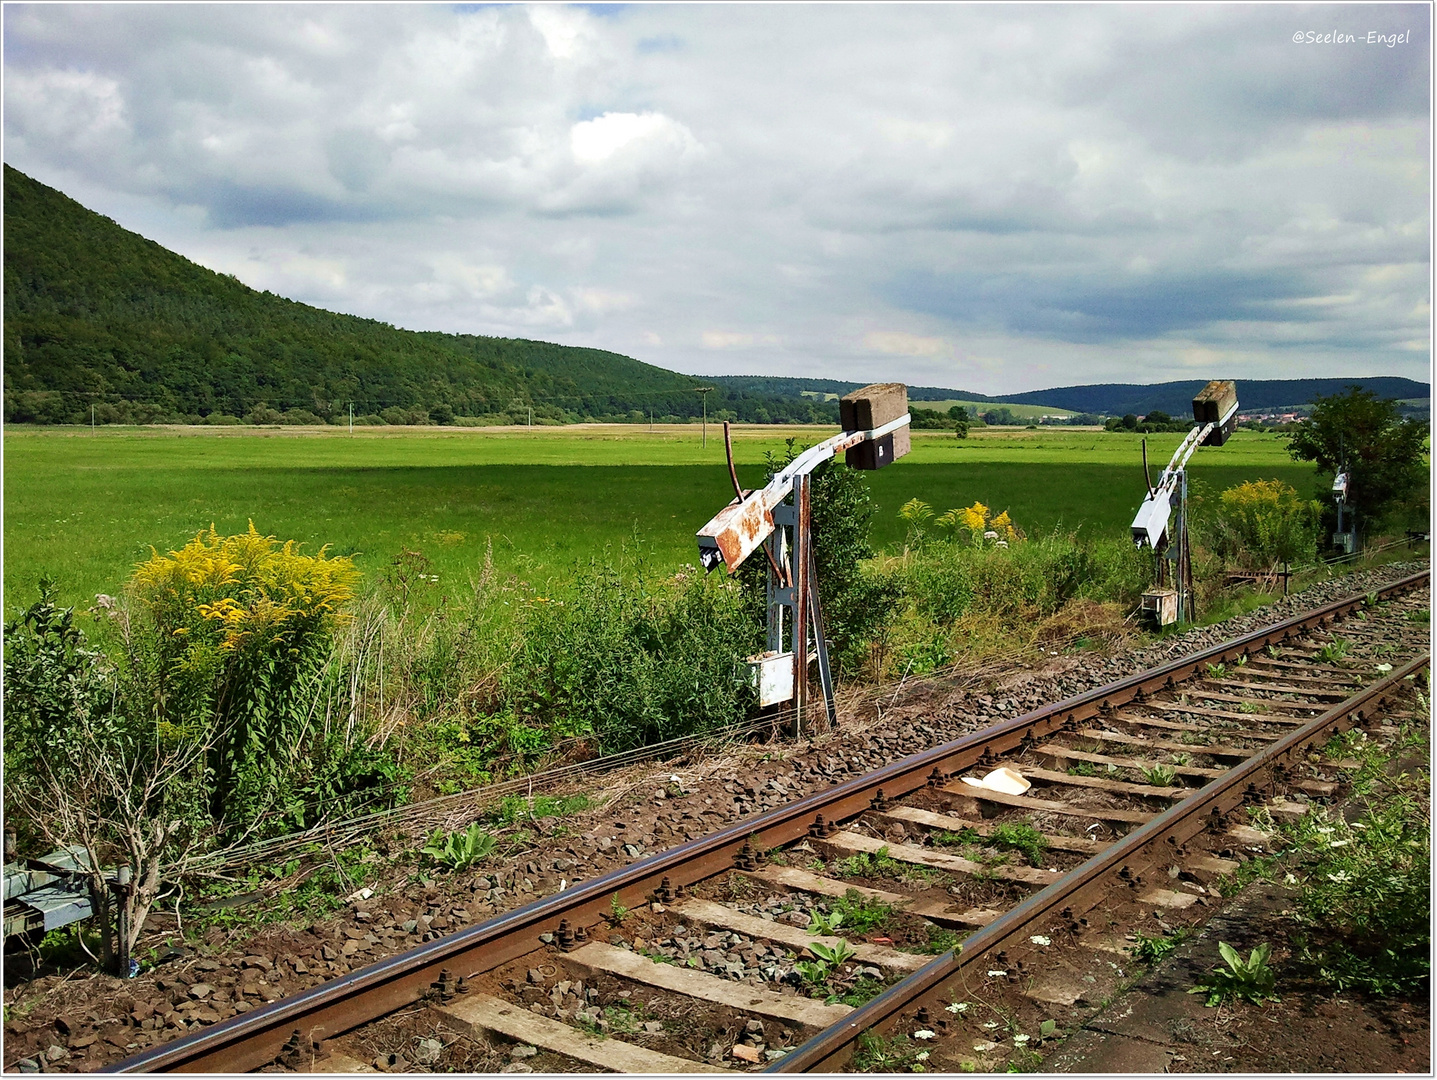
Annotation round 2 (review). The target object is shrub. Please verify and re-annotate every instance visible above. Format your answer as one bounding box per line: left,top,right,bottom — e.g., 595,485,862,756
503,558,761,754
1289,797,1430,995
130,523,361,828
1212,479,1321,568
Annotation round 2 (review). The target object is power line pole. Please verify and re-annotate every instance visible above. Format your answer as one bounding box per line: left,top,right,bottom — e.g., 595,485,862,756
349,402,353,434
528,406,533,429
695,387,716,448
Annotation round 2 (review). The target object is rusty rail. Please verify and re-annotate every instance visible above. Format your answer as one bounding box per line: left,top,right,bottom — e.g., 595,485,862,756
768,649,1430,1072
107,569,1428,1073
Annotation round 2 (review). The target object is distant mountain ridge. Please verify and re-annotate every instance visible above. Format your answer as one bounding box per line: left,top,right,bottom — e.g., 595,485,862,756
708,374,1428,419
1002,378,1429,418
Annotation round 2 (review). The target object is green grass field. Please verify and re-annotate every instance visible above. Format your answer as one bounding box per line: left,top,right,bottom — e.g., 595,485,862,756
914,399,1078,419
5,423,1321,610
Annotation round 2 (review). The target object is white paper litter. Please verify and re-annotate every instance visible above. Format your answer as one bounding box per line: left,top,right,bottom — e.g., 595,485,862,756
960,766,1032,795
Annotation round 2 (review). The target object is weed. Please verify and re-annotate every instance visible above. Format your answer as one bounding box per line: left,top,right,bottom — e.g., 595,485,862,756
936,823,1047,866
810,890,894,935
833,975,888,1008
1188,941,1278,1007
1066,761,1099,777
903,925,966,955
1315,638,1350,664
1141,764,1176,788
485,793,595,828
1206,662,1227,679
852,1032,927,1072
1238,701,1267,714
607,894,630,925
1288,796,1429,995
421,822,496,871
1132,928,1189,965
1170,753,1191,766
835,846,946,885
1407,608,1429,623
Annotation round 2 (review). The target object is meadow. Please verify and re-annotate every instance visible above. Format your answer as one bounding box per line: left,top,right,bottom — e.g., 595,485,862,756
4,423,1318,610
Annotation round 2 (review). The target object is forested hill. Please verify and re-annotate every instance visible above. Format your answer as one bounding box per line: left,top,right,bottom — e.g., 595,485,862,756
1004,378,1429,418
2,166,837,426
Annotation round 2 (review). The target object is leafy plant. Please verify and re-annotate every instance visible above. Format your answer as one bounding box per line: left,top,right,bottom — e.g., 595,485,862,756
852,1032,926,1073
421,822,497,871
1315,638,1350,664
830,889,895,934
1141,764,1177,788
607,894,630,924
807,909,844,935
1132,929,1188,965
1188,942,1278,1006
1205,662,1227,679
1289,796,1429,995
808,939,857,967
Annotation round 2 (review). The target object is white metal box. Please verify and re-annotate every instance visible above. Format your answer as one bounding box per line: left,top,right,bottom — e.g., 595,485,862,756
1141,588,1179,626
747,651,795,706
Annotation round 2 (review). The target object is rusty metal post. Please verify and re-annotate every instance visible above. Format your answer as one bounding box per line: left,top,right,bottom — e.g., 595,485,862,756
791,474,811,738
807,543,836,728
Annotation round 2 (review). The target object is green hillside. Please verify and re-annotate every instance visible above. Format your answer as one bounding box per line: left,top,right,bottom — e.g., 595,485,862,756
2,166,836,427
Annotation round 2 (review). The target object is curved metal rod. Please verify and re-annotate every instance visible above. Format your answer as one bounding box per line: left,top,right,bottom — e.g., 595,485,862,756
1142,437,1153,494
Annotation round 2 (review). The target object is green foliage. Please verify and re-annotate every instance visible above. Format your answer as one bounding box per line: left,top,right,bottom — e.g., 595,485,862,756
1188,941,1278,1007
503,557,761,753
1315,638,1350,664
1211,479,1322,568
887,526,1148,628
1286,386,1430,534
420,822,497,871
1288,797,1430,995
936,823,1048,866
1140,764,1177,788
485,793,595,829
834,845,943,884
1132,929,1188,965
828,889,895,934
852,1032,927,1073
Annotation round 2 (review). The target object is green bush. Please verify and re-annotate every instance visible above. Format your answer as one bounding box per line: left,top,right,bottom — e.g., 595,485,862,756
504,557,761,753
1210,479,1322,568
1289,796,1430,995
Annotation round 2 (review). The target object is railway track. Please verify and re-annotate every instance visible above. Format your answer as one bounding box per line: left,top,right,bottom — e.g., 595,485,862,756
106,571,1430,1074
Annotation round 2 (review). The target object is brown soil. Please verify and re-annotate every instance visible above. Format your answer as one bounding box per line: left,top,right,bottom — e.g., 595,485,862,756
1043,880,1430,1075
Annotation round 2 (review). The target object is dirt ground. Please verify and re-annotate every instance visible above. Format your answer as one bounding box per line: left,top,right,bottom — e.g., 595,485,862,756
1043,879,1430,1075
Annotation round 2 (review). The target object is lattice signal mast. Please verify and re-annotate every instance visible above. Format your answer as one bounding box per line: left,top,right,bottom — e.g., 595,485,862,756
697,383,912,734
1130,379,1240,626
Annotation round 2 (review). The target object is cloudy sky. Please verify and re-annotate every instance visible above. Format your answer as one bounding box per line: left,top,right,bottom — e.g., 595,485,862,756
4,4,1430,394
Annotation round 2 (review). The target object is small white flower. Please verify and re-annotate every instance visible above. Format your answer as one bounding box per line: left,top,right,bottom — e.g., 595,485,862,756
914,1030,936,1040
982,1021,1000,1030
1284,873,1298,885
1013,1034,1031,1045
946,1002,969,1014
987,970,1008,977
1329,839,1350,847
1316,827,1335,834
1030,935,1051,946
1376,663,1393,673
973,1041,999,1053
915,1051,931,1062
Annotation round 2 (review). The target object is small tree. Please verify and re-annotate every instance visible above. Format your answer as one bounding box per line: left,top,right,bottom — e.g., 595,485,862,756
948,405,970,439
1286,387,1428,537
4,585,213,970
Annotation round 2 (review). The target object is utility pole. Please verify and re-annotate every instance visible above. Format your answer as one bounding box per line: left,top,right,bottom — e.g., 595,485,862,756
694,386,716,448
528,406,533,429
91,404,95,433
349,402,354,434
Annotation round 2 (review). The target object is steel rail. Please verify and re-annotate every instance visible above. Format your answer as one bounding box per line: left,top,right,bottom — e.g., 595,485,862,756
107,569,1428,1073
768,649,1430,1072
